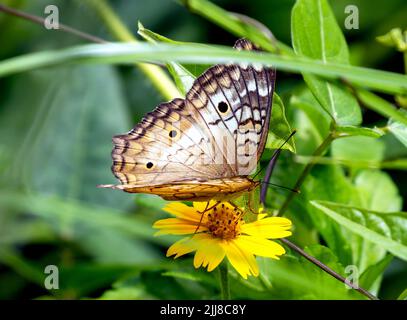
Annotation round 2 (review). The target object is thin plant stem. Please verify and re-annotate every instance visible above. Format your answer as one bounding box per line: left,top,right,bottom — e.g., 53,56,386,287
218,263,231,300
277,132,335,216
280,238,379,300
0,4,106,43
84,0,181,100
0,2,181,100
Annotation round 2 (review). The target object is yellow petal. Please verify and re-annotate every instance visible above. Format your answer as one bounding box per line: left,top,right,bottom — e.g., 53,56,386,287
167,237,198,258
257,213,268,220
223,240,259,279
193,236,225,272
193,200,218,213
166,233,217,260
153,218,207,235
235,235,286,258
163,202,205,223
242,217,292,239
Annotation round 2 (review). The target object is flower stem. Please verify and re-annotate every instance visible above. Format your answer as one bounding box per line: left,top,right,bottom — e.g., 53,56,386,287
281,238,378,300
277,132,335,216
218,263,231,300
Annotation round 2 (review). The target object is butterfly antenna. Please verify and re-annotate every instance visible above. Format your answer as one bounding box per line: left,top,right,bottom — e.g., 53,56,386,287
253,129,297,179
260,181,300,193
256,130,297,205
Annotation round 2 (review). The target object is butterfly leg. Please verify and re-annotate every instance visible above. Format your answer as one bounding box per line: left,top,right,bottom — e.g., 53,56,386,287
194,201,221,234
196,201,209,214
246,192,259,215
194,202,209,234
229,195,257,217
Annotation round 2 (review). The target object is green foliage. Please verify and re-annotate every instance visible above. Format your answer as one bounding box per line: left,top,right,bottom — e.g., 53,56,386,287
331,136,385,163
239,245,363,300
398,288,407,300
311,201,407,260
291,0,361,125
0,0,406,300
334,126,384,139
360,255,393,293
266,94,296,152
137,22,196,95
377,28,407,52
388,110,407,147
1,42,407,96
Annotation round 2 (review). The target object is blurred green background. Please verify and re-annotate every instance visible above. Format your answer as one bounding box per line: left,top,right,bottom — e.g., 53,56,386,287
0,0,406,299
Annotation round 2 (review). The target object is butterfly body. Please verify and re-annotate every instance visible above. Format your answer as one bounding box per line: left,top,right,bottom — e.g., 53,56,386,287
100,39,276,202
102,176,259,201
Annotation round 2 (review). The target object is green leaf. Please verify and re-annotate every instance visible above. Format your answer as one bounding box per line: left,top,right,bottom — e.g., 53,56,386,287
98,287,149,300
0,191,173,247
294,156,407,170
181,0,407,123
397,288,407,300
353,170,401,275
355,89,407,126
311,200,407,261
290,89,331,154
396,95,407,108
291,0,361,125
0,247,44,286
253,245,363,299
137,22,184,45
299,165,361,266
304,244,347,274
377,28,407,52
299,167,402,276
180,0,288,54
359,254,393,293
0,219,55,245
266,94,296,153
355,170,402,212
162,271,205,282
78,227,160,265
388,110,407,147
0,43,406,95
139,269,214,299
137,22,195,95
165,63,195,95
0,65,133,209
59,264,135,298
331,136,385,163
335,126,385,138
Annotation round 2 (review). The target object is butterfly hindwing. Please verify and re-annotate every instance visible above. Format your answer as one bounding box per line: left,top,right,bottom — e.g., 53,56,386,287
112,98,217,186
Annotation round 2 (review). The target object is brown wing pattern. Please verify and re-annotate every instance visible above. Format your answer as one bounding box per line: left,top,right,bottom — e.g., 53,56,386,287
184,39,275,176
110,39,275,188
111,98,216,186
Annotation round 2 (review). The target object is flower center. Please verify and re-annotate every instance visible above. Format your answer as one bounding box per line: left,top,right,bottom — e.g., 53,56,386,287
206,203,243,240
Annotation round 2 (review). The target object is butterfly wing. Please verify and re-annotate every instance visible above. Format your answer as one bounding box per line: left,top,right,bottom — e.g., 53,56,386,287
111,98,218,186
109,39,275,188
185,39,275,176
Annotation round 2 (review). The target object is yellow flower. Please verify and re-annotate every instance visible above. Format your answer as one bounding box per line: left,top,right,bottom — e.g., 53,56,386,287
153,201,292,279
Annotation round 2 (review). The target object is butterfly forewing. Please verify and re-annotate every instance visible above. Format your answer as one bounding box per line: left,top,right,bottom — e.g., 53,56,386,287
184,39,275,176
109,38,275,191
